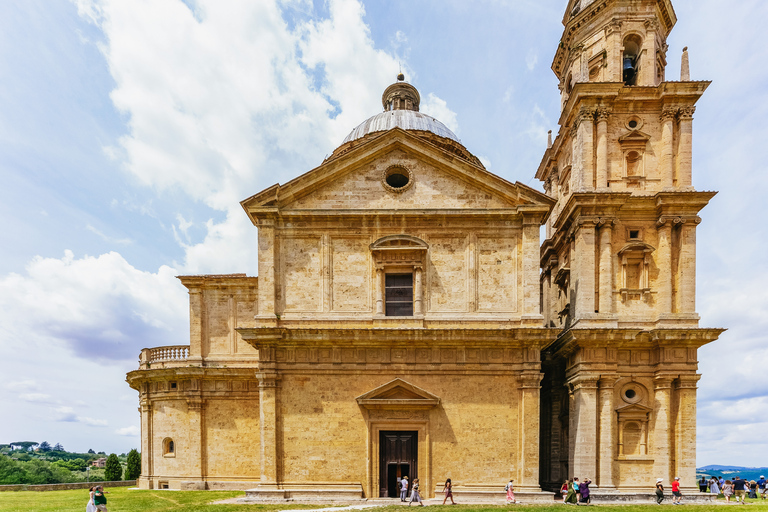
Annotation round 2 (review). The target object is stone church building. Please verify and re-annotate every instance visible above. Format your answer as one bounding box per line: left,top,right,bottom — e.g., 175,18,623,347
128,0,723,499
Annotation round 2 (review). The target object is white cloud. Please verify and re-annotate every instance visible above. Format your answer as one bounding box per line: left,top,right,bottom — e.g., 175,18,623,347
115,426,140,436
0,250,187,361
54,406,108,427
420,93,460,136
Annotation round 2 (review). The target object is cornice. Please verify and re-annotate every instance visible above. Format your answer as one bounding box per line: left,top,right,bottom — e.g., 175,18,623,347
543,327,725,356
177,274,257,289
238,327,560,347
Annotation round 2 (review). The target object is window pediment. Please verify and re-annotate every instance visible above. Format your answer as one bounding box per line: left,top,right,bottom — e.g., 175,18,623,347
356,378,440,410
370,235,429,251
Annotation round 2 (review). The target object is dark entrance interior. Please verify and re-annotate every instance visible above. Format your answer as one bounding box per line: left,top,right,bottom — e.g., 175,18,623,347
379,431,417,498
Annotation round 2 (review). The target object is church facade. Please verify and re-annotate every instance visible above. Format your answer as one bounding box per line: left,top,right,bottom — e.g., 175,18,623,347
127,0,722,499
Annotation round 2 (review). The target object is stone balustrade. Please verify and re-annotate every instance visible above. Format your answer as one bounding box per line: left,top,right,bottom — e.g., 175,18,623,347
139,345,189,369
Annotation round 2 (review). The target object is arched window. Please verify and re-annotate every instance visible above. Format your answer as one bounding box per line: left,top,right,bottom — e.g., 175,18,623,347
622,35,643,86
162,438,175,457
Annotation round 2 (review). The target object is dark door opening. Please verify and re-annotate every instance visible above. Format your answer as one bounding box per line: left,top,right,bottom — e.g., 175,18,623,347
379,431,417,498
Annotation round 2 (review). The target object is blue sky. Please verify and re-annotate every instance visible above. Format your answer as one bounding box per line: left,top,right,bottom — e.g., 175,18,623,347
0,0,766,466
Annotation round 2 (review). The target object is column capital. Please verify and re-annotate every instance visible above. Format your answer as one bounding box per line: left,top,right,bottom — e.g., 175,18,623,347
599,374,621,389
653,375,675,389
660,107,677,121
678,106,696,120
578,107,596,124
569,375,600,391
187,398,204,411
256,371,281,388
518,372,543,389
597,217,616,227
595,108,612,122
675,374,702,389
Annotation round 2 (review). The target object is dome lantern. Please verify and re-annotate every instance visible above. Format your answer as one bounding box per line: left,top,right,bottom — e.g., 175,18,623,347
382,76,420,112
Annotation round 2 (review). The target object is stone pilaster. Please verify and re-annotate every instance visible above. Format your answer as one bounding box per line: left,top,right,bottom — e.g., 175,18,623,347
570,376,599,481
573,108,595,191
597,375,619,491
597,220,614,315
187,398,205,486
375,267,384,315
675,375,701,492
595,109,610,189
256,371,281,487
677,107,695,190
517,372,543,492
573,220,597,321
652,376,674,483
660,109,677,189
414,265,423,316
257,220,277,320
187,287,203,363
656,219,673,316
522,218,542,320
679,220,699,314
140,399,153,489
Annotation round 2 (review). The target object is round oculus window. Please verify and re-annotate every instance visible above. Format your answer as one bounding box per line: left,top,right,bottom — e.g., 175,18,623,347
382,165,413,193
624,389,636,400
625,116,643,130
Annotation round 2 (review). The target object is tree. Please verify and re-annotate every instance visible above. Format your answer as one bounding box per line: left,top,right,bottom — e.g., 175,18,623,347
53,443,64,452
87,449,95,454
104,453,122,481
124,449,141,480
38,441,51,452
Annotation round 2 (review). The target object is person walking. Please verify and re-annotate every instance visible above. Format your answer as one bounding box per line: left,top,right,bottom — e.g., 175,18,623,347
93,486,108,512
573,478,581,503
505,479,515,504
86,486,96,512
709,477,720,497
732,475,746,504
409,478,424,506
671,477,682,505
655,478,665,505
400,476,409,502
564,480,578,505
722,480,733,503
443,478,455,505
758,476,767,499
560,480,570,504
579,477,591,505
749,480,758,499
699,476,707,493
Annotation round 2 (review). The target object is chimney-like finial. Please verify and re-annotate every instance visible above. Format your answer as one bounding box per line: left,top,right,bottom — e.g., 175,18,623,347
547,130,553,148
681,46,690,81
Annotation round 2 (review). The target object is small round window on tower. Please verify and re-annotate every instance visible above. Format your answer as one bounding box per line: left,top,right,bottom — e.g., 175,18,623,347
382,165,413,193
624,389,636,400
628,120,638,129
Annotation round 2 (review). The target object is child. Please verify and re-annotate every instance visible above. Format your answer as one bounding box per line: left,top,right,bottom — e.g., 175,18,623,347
443,478,455,505
505,479,515,504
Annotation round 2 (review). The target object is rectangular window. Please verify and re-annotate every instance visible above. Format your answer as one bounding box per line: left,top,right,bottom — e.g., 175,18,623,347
385,273,413,316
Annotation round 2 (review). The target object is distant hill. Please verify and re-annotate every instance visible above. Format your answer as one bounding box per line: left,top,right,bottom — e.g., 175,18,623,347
697,466,768,482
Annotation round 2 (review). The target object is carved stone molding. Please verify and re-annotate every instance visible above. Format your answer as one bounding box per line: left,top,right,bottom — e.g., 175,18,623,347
678,106,696,120
660,107,677,121
596,108,611,122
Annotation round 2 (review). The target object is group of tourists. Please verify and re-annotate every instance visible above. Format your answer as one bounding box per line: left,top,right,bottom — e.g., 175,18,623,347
699,475,767,503
559,477,592,504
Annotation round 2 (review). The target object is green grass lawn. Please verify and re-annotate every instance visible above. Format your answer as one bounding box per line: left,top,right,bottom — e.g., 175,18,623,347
2,488,768,512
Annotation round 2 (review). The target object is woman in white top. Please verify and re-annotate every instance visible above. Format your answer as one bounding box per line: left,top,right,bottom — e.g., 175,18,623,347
709,477,720,496
86,486,97,512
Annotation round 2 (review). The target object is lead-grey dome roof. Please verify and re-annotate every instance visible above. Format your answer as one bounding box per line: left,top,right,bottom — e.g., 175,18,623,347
341,109,460,145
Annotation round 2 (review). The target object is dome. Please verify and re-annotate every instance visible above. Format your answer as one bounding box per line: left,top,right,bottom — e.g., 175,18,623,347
341,109,460,145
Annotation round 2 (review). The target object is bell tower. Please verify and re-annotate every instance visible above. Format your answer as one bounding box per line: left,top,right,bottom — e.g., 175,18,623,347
536,0,723,495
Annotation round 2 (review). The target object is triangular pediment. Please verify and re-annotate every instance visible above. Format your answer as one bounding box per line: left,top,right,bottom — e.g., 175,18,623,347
356,378,440,410
241,128,554,219
616,403,653,413
618,130,651,144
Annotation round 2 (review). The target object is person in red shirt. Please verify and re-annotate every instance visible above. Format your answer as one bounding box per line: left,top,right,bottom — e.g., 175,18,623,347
672,477,682,505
